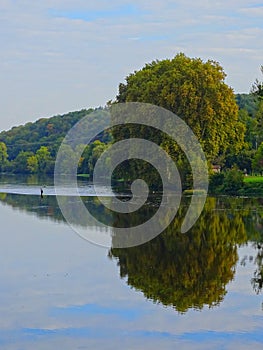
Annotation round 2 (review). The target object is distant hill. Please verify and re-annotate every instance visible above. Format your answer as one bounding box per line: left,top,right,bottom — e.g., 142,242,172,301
0,107,112,176
0,107,109,160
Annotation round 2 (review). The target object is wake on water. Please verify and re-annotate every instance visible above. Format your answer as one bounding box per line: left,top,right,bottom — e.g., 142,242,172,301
0,184,117,197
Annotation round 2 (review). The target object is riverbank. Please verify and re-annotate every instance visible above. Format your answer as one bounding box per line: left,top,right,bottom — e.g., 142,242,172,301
209,172,263,196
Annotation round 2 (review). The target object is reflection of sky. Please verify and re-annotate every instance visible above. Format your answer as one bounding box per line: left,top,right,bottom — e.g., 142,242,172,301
0,201,262,350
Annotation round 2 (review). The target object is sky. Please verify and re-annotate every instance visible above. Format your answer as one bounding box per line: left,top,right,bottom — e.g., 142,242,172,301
0,0,263,132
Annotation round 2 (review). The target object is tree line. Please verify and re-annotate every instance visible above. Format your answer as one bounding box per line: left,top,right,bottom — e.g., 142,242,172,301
0,107,111,177
0,53,263,193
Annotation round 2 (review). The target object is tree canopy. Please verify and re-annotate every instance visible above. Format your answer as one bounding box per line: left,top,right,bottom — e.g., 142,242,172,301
116,53,245,161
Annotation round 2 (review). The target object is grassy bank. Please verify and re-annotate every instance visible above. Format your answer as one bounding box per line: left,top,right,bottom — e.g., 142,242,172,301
244,176,263,183
240,176,263,196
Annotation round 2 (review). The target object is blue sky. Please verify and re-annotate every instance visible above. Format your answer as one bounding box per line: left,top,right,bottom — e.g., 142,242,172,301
0,0,263,131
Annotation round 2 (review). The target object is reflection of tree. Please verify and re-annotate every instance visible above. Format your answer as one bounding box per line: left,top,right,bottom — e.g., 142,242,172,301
1,188,263,304
0,193,113,227
0,193,63,222
240,197,263,294
109,197,247,313
251,243,263,294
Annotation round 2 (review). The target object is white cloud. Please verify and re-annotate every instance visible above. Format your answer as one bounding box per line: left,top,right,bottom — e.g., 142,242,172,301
0,0,262,131
239,6,263,17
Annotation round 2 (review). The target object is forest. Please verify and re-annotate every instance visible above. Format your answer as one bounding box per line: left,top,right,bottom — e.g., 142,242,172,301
0,53,263,194
0,107,111,178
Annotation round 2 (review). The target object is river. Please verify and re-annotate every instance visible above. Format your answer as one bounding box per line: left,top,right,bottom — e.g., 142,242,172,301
0,175,262,349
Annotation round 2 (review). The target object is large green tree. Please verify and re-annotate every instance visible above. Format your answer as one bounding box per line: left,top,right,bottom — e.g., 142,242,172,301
116,53,245,161
27,155,38,174
36,146,53,174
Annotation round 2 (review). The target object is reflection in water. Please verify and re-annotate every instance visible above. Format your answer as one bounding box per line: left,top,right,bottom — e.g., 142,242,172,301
110,197,263,312
0,191,263,312
251,242,263,294
109,198,246,312
0,192,114,227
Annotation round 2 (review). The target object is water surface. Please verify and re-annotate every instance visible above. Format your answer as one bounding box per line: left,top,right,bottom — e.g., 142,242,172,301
0,176,262,349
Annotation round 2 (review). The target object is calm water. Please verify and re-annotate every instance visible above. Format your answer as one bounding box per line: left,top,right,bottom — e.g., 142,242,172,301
0,175,262,349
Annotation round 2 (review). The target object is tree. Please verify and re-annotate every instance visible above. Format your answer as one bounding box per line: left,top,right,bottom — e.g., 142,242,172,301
55,143,78,174
255,100,263,145
27,155,38,174
78,141,110,179
238,108,258,148
251,65,263,99
222,166,244,194
224,148,256,174
13,151,34,173
36,146,52,174
88,140,109,179
116,53,245,161
252,142,263,174
0,142,8,172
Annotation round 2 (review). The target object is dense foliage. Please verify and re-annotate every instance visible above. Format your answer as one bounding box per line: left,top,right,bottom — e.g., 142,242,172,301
109,196,263,312
224,65,263,183
0,108,111,176
116,53,245,161
113,53,250,189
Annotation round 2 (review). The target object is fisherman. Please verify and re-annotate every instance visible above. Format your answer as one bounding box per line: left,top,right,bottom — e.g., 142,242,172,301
40,187,44,199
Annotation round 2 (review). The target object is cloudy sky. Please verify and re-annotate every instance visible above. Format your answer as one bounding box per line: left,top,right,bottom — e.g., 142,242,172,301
0,0,262,131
